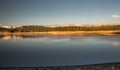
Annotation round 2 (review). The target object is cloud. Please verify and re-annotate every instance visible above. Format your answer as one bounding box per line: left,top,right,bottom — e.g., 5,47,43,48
112,14,120,18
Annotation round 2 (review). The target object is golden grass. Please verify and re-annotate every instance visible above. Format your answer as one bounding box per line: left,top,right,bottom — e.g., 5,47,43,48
0,30,120,36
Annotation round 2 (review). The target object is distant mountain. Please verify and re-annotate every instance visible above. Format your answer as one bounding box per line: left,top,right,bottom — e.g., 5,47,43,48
0,24,120,28
46,24,120,27
0,25,21,29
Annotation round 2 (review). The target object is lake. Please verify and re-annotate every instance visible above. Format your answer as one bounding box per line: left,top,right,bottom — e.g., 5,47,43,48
0,34,120,67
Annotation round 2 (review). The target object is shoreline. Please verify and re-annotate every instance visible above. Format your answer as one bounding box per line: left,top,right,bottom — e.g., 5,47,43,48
0,62,120,70
0,30,120,36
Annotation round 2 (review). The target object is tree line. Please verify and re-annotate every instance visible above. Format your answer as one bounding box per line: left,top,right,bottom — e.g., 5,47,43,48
0,25,120,32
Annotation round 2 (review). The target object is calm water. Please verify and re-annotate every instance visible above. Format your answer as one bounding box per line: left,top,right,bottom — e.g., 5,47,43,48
0,34,120,67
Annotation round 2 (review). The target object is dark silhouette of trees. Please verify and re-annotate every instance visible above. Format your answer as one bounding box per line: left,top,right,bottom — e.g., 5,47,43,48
0,27,10,32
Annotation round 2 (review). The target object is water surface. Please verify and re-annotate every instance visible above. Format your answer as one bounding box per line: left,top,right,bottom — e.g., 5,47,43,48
0,34,120,67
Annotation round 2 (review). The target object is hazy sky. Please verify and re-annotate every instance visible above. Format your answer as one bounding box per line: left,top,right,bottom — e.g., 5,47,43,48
0,0,120,25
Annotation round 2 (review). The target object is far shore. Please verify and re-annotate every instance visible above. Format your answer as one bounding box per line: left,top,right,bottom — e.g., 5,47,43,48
0,30,120,36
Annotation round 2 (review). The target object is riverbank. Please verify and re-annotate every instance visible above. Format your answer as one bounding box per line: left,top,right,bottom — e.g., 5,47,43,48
0,62,120,70
0,30,120,36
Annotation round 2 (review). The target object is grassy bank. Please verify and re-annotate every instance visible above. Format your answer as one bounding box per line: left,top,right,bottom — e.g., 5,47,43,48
0,30,120,36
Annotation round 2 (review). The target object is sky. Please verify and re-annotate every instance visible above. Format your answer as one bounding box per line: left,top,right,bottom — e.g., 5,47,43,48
0,0,120,25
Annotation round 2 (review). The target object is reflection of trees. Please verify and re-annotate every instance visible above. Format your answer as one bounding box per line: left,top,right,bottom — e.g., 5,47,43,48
0,34,59,40
1,35,23,40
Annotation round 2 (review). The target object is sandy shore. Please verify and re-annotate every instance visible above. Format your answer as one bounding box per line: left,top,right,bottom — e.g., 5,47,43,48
0,30,120,36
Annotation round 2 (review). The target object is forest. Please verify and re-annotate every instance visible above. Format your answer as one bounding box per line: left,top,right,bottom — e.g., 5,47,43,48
0,25,120,32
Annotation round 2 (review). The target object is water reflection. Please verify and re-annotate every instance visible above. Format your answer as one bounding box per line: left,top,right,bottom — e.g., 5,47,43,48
0,34,53,40
0,34,120,67
0,34,120,46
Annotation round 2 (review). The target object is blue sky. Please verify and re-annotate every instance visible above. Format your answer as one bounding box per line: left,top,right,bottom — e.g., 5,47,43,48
0,0,120,25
